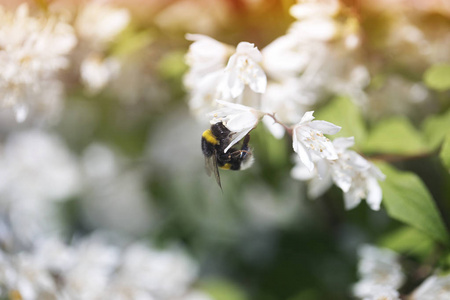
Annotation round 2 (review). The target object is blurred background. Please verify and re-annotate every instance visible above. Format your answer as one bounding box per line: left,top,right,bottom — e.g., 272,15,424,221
0,0,449,299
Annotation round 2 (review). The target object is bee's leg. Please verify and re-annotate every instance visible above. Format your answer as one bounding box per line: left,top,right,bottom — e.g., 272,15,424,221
242,134,250,148
228,149,251,160
222,134,251,160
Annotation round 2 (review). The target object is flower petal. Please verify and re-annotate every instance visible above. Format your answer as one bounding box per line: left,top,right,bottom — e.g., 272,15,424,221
248,63,267,94
366,177,382,211
321,140,339,160
224,129,251,153
295,143,314,172
308,173,333,198
214,99,251,111
309,120,341,135
236,42,262,62
299,111,315,124
332,170,352,193
227,67,245,98
226,112,257,132
291,162,315,181
333,137,355,150
343,191,361,210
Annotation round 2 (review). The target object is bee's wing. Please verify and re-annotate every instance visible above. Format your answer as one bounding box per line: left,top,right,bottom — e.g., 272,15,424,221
204,151,222,189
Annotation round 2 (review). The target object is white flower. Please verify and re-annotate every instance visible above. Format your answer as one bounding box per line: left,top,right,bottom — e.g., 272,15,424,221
291,136,385,210
222,42,267,99
209,100,265,152
289,0,341,41
0,130,81,242
177,290,214,300
75,2,130,49
262,34,312,81
80,53,120,93
80,143,154,237
184,34,231,89
63,236,120,299
0,4,76,122
292,111,341,172
1,250,58,299
328,137,385,210
188,69,227,119
117,243,198,299
411,274,450,300
0,233,205,300
342,162,385,211
358,285,401,300
353,245,405,300
0,129,81,204
289,17,339,41
289,0,340,20
291,154,333,198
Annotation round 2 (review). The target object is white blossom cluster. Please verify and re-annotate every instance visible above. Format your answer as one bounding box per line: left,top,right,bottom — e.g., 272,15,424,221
79,143,155,236
0,130,162,244
0,129,212,299
411,273,450,300
291,136,385,210
0,234,212,300
184,0,368,129
352,245,405,300
184,0,384,210
0,4,76,123
353,244,450,300
0,129,81,243
75,1,130,94
0,2,138,124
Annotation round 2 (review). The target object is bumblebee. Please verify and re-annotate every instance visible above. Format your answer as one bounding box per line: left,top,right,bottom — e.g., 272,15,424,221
201,122,254,188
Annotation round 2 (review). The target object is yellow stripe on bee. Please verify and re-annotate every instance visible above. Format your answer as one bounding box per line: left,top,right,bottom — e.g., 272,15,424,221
220,163,231,170
202,129,219,145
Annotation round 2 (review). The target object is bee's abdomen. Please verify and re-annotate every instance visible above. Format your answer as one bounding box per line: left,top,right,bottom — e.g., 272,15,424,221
201,129,218,157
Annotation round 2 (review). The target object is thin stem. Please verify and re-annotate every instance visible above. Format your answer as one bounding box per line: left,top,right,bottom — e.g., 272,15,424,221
266,113,293,136
264,113,437,164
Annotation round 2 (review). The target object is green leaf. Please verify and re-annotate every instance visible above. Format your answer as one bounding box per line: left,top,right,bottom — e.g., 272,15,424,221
378,226,434,259
363,117,429,155
199,279,248,300
287,289,321,300
378,163,449,245
110,27,154,57
315,97,367,149
158,51,188,80
440,133,450,173
422,109,450,150
423,63,450,91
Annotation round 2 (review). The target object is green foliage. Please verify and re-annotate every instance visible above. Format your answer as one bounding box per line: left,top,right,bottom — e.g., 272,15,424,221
315,97,367,149
199,279,248,300
110,26,154,57
438,252,450,274
363,117,429,155
287,289,321,300
422,109,450,150
378,163,449,245
440,133,450,173
158,51,188,80
423,64,450,91
378,226,434,259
